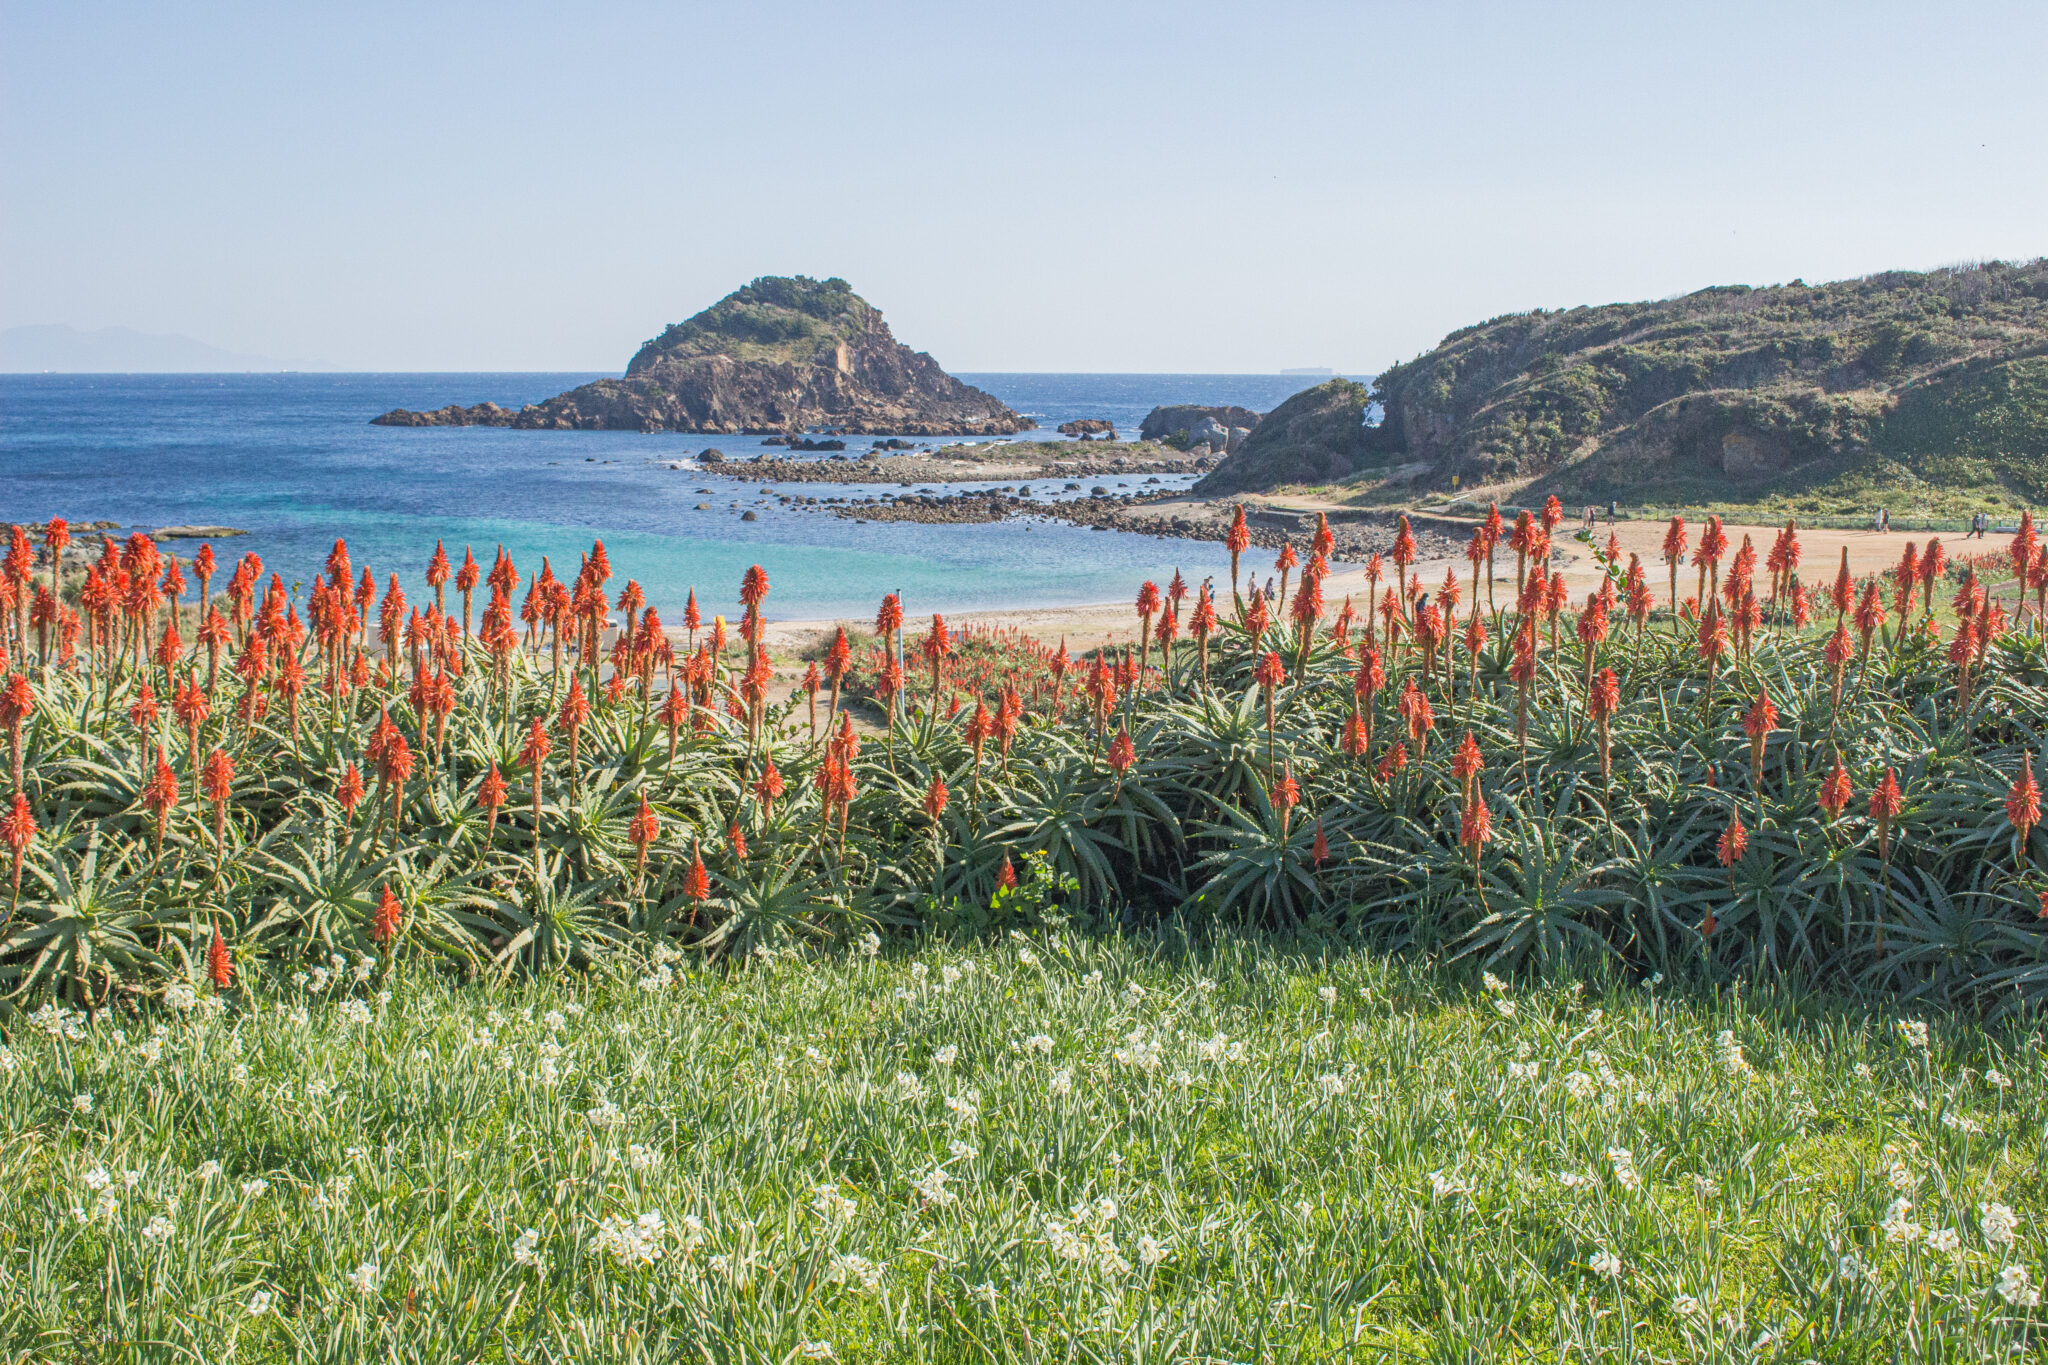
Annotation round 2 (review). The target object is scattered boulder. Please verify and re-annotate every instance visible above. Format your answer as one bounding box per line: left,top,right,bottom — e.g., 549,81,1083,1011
1058,419,1116,437
698,448,726,464
1190,416,1232,451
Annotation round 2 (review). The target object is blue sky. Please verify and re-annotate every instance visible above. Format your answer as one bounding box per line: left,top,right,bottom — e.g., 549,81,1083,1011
4,0,2045,372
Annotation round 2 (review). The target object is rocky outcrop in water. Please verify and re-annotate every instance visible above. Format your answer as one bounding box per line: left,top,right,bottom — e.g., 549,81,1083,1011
1138,404,1262,443
1057,419,1116,437
371,276,1031,436
371,402,521,427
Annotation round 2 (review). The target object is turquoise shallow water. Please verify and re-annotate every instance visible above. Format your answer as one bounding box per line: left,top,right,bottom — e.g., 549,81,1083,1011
0,372,1349,621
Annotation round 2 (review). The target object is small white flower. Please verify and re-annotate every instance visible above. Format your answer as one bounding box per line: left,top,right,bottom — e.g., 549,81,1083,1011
1854,1062,1874,1079
141,1215,175,1243
828,1252,884,1292
1589,1249,1621,1280
1886,1161,1918,1193
1023,1033,1053,1054
911,1167,956,1208
1928,1227,1962,1254
944,1090,980,1122
1083,970,1103,987
245,1289,273,1316
585,1098,625,1130
1982,1202,2019,1249
857,931,880,957
542,1011,566,1032
1563,1070,1597,1099
1048,1069,1073,1097
338,999,372,1026
910,963,929,981
1137,1235,1168,1267
194,1160,222,1181
1985,1068,2013,1090
1997,1265,2040,1307
932,1045,958,1067
1716,1030,1751,1076
626,1144,662,1171
164,982,199,1012
589,1211,665,1265
892,1071,926,1102
1491,998,1516,1018
1881,1198,1923,1244
1898,1019,1929,1050
1428,1170,1470,1200
1838,1252,1869,1281
1507,1060,1538,1080
1017,947,1039,967
940,965,961,988
1482,972,1508,994
84,1165,112,1191
797,1341,835,1360
346,1260,381,1295
71,1092,93,1114
1317,985,1337,1005
241,1178,269,1198
1124,981,1146,1003
511,1227,547,1269
813,1183,857,1221
1606,1147,1642,1193
1673,1291,1704,1320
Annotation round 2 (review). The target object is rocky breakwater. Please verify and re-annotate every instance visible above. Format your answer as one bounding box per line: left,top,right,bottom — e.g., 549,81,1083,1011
372,276,1030,436
670,441,1215,487
824,486,1457,562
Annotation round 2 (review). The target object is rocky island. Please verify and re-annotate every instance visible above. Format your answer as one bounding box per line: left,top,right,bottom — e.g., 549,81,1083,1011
372,276,1031,436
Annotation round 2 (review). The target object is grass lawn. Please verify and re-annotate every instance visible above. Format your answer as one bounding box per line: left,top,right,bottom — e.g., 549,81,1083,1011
3,932,2042,1361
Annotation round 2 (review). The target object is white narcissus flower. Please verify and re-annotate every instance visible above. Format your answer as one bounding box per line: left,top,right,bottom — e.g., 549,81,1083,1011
346,1260,381,1295
1589,1249,1621,1280
1982,1202,2019,1249
1997,1265,2040,1307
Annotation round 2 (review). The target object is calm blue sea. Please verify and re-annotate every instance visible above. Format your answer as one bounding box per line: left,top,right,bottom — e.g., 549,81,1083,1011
0,372,1354,621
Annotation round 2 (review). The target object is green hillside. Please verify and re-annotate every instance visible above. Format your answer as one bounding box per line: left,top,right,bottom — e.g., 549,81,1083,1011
1356,260,2048,517
627,275,878,372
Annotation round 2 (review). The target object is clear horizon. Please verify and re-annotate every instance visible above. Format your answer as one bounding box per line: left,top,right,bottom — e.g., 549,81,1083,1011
6,1,2046,373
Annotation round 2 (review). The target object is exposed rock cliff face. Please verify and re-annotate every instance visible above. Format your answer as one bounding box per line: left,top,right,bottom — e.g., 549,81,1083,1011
372,277,1030,436
1194,380,1372,494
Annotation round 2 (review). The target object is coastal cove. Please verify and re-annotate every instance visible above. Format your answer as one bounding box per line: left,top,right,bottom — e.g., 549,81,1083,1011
0,372,1351,621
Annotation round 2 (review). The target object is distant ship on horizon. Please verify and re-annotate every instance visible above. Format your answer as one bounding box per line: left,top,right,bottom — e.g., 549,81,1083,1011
1280,366,1335,377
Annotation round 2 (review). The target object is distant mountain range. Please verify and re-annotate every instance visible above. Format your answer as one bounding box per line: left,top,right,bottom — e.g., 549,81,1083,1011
0,324,328,373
